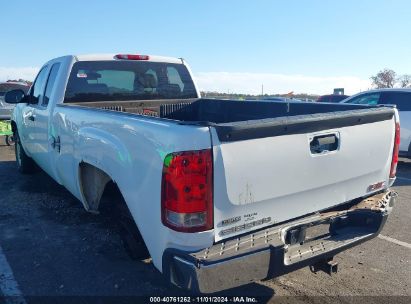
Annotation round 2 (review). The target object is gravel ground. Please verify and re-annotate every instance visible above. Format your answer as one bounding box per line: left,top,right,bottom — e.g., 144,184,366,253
0,143,410,303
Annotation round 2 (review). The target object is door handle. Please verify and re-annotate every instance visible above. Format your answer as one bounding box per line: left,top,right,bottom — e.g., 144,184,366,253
51,136,61,153
310,133,339,154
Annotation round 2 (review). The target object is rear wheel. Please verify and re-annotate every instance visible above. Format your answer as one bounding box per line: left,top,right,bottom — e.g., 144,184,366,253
100,183,150,260
119,211,150,260
15,131,36,174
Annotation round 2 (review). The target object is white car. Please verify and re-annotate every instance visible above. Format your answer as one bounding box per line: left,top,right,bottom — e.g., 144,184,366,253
6,54,399,293
341,88,411,157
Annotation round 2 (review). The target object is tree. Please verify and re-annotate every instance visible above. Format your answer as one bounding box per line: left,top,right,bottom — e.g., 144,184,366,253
398,74,411,88
370,69,397,88
5,79,32,86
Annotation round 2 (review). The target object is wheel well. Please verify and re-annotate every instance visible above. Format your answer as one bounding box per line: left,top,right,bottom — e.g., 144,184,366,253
78,162,149,259
11,121,17,133
79,162,113,212
99,180,125,215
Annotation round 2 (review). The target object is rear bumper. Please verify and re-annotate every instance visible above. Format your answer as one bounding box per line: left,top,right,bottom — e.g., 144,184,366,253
162,190,396,293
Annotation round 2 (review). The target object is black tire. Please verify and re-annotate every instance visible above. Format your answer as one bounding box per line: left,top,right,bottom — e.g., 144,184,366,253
100,184,150,260
14,131,36,174
119,216,150,260
5,135,15,146
117,203,150,260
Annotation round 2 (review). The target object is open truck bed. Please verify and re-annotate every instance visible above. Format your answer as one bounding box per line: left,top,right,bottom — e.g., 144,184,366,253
66,98,392,125
65,99,396,241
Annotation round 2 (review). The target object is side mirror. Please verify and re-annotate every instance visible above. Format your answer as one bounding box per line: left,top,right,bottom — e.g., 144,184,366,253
4,89,26,104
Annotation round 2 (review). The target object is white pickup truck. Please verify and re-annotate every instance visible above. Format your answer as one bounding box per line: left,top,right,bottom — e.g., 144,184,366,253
6,54,399,293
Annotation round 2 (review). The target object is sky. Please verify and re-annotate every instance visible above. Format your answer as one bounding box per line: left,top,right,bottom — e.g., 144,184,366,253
0,0,410,95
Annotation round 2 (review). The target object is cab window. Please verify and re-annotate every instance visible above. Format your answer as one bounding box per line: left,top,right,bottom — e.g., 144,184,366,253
64,61,198,102
43,63,61,106
30,66,49,104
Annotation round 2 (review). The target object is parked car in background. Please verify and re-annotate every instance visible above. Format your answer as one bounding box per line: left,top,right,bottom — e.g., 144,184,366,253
0,82,30,119
341,88,411,157
317,94,349,103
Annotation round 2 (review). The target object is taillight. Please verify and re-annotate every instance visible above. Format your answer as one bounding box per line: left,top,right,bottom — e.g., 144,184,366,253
161,149,213,232
114,54,150,60
390,122,400,178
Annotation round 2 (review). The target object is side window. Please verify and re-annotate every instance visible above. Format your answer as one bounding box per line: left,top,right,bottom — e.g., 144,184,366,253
379,92,411,111
349,93,381,105
43,63,61,106
30,66,49,104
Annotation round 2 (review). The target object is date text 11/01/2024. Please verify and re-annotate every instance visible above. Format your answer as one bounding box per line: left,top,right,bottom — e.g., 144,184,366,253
149,296,258,303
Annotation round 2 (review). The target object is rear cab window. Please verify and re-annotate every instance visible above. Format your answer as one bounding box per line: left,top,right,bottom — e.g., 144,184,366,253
64,61,198,102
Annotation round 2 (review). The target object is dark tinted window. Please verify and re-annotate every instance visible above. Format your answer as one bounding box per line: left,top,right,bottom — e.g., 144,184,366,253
379,92,411,111
64,61,198,102
30,66,49,104
43,63,61,106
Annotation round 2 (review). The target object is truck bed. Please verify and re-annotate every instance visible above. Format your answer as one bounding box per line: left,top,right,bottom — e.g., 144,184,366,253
65,98,392,123
63,99,396,241
65,98,394,142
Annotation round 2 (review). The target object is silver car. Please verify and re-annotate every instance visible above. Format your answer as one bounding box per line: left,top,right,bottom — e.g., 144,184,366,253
341,88,411,157
0,95,15,119
0,82,30,119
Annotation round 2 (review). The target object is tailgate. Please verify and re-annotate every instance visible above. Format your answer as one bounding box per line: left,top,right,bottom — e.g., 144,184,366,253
211,108,396,241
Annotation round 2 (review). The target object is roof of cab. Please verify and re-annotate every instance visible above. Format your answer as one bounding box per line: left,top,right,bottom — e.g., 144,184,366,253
74,54,183,64
362,88,411,93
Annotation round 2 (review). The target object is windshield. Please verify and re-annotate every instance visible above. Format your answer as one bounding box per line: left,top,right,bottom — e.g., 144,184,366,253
64,61,198,102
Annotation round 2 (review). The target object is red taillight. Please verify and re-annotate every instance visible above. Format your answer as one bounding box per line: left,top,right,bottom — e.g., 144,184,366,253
390,122,400,178
161,149,213,232
114,54,150,60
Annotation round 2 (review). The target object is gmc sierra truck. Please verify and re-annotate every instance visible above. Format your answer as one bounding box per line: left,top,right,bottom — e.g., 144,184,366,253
6,54,399,293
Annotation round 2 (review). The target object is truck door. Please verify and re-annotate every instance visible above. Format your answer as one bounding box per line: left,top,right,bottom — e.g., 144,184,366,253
19,66,50,156
30,62,61,179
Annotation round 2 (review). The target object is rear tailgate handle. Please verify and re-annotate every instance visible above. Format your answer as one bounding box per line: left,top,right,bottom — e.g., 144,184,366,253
310,133,339,154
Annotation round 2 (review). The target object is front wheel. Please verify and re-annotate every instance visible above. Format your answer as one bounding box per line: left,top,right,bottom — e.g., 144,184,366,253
15,131,36,174
5,135,15,146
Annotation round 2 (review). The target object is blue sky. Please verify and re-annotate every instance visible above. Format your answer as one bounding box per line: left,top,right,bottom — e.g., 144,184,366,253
1,0,410,94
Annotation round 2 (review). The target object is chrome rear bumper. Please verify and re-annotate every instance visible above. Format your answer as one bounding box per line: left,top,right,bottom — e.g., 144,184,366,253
162,190,396,293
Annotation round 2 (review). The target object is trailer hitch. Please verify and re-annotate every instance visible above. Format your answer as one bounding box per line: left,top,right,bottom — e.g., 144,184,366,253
309,258,338,275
